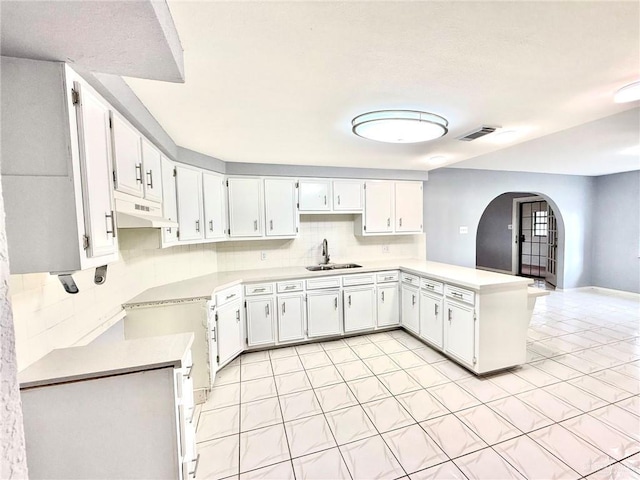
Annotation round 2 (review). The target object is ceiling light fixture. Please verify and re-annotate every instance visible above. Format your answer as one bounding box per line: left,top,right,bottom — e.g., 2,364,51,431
614,80,640,103
352,110,448,143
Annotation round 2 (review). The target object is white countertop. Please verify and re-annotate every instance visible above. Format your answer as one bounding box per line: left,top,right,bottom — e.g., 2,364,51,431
124,258,532,307
19,333,194,389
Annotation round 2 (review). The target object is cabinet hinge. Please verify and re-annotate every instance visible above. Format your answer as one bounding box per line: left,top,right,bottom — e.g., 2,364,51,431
112,170,117,185
296,227,299,233
297,202,300,209
214,312,218,321
227,228,231,235
108,117,112,129
295,181,299,188
473,311,477,321
226,180,229,187
473,356,477,365
216,355,219,364
82,235,90,250
173,167,177,177
176,229,180,239
245,337,248,345
244,300,247,308
364,225,367,231
363,183,366,190
71,88,80,105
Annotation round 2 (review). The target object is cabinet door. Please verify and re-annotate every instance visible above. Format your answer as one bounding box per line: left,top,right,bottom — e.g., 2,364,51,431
264,178,297,236
161,157,179,245
307,290,341,337
140,138,163,203
207,303,218,386
111,113,143,197
202,172,226,240
344,286,376,332
333,180,363,211
420,292,443,348
246,297,275,346
73,82,118,259
444,301,475,367
299,180,331,211
401,285,420,334
277,294,305,342
364,181,394,233
377,284,399,327
217,300,243,366
395,181,423,232
228,177,263,237
176,166,204,241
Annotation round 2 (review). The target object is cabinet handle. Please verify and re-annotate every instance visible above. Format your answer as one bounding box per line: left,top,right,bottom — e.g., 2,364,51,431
434,304,438,316
448,309,452,322
185,363,194,379
254,220,258,231
384,276,394,281
226,293,236,300
146,170,153,189
236,309,240,322
212,327,216,342
253,287,266,293
387,218,390,227
399,218,403,227
425,284,435,290
105,210,117,238
195,220,200,232
324,195,327,205
405,277,413,283
381,291,385,302
334,297,338,309
135,163,143,184
337,195,341,205
188,454,200,478
270,220,273,231
285,285,295,290
265,304,270,316
348,295,351,307
451,292,464,299
282,302,286,315
209,220,213,232
412,294,416,306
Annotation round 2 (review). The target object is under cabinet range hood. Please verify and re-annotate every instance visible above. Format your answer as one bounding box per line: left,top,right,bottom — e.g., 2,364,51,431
114,192,178,229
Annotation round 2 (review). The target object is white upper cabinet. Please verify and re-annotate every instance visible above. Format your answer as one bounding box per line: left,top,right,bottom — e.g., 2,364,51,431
161,157,179,245
363,181,394,234
175,165,204,241
264,178,298,237
299,179,331,211
202,171,227,240
333,180,363,211
228,177,264,237
140,138,163,203
1,58,119,274
111,113,143,198
395,181,423,233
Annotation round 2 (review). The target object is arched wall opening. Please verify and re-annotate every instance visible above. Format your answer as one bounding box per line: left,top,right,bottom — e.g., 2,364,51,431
475,191,565,287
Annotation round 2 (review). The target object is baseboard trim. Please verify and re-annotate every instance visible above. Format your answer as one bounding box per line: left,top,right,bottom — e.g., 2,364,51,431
563,286,640,298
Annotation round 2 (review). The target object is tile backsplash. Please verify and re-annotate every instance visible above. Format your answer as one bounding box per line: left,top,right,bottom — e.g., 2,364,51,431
10,215,424,370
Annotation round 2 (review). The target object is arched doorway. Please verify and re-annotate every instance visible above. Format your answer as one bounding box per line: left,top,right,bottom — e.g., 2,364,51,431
476,192,564,288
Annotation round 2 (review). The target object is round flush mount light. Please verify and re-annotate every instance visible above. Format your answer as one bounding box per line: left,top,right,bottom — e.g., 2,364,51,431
352,110,448,143
614,80,640,103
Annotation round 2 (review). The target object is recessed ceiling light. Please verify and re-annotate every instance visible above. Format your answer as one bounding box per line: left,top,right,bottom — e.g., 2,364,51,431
428,155,447,166
493,130,518,143
620,145,640,156
614,80,640,103
352,110,448,143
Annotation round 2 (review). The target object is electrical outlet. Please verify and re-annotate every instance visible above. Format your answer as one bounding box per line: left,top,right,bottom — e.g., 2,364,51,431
508,224,513,230
459,226,468,235
260,251,267,261
382,245,390,253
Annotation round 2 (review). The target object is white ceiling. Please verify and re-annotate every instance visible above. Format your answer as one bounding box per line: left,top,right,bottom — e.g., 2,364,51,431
1,0,184,82
124,1,640,175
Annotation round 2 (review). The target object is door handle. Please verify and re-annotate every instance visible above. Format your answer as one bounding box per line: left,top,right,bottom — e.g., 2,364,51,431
105,210,117,238
209,220,213,232
337,195,341,205
270,220,273,231
146,170,153,189
334,297,338,309
435,304,439,315
236,309,240,322
212,327,216,342
135,163,143,184
448,309,452,322
399,218,403,227
282,302,286,315
324,195,327,205
348,295,351,307
195,220,200,232
381,291,385,302
254,220,258,231
387,218,391,227
265,304,270,316
412,294,416,306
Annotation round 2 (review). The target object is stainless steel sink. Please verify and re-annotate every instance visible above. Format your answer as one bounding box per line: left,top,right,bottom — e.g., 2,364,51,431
306,263,362,271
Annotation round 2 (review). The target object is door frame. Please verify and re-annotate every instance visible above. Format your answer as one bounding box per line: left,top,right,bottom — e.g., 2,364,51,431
511,195,544,275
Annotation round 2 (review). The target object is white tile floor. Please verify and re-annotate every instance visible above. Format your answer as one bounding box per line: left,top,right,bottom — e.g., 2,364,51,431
195,288,640,479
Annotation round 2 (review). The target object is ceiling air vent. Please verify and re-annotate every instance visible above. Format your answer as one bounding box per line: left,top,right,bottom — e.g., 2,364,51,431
457,126,499,141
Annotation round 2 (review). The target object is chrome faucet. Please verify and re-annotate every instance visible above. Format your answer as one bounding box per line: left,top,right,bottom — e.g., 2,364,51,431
321,238,330,265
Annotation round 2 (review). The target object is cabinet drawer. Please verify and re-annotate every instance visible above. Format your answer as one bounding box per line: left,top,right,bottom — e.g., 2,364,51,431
215,285,242,306
343,273,375,286
376,271,399,283
245,283,274,296
445,285,475,305
421,277,444,294
277,280,304,293
306,276,342,290
401,272,419,286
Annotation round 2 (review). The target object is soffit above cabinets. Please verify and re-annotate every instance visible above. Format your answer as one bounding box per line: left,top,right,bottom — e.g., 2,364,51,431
124,1,639,175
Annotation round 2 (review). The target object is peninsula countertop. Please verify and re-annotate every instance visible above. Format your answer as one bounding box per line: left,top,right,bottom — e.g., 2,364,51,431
124,258,533,307
19,333,194,389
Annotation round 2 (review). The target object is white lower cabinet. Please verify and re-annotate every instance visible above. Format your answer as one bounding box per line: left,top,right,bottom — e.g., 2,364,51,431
420,291,444,348
401,285,420,334
344,286,376,332
246,297,275,346
307,290,342,337
377,283,399,327
444,300,476,367
277,293,306,342
216,299,244,366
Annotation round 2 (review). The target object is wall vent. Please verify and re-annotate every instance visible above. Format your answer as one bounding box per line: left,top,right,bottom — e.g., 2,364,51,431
457,126,499,141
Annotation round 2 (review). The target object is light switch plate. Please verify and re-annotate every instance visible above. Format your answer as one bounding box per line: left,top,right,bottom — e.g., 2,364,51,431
459,226,468,234
508,224,513,230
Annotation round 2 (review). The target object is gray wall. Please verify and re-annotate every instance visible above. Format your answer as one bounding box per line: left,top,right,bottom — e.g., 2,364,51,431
592,170,640,293
476,192,531,272
424,168,596,290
